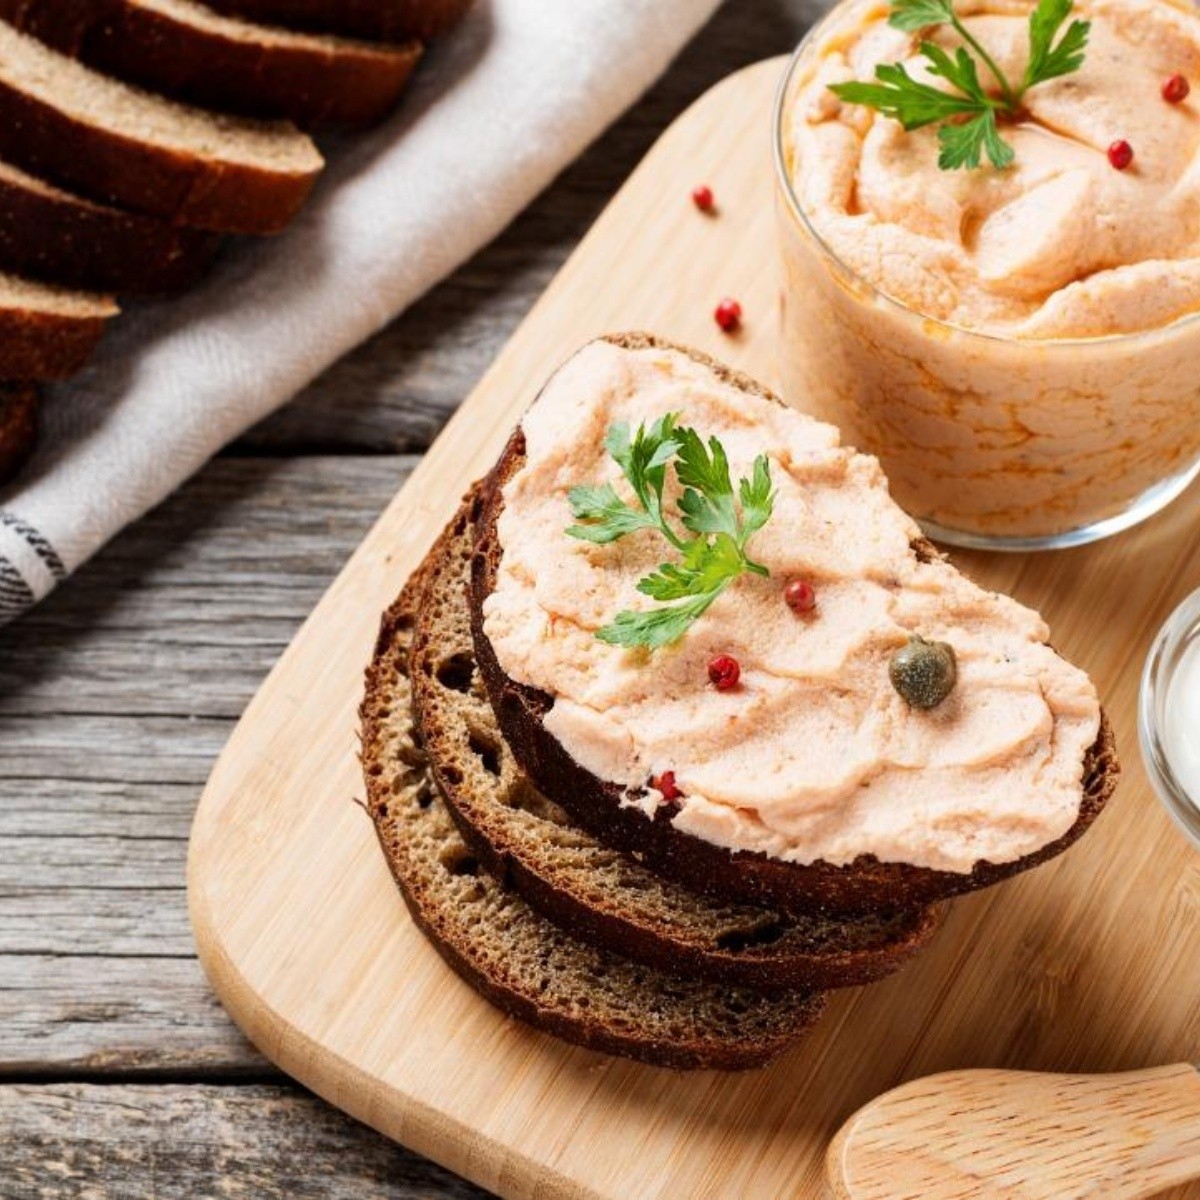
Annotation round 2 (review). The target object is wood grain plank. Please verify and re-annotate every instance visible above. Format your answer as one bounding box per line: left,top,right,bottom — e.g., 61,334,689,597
0,715,235,786
0,958,266,1078
0,1085,493,1199
0,458,412,1062
0,781,197,840
0,457,417,718
240,0,828,454
0,889,192,958
0,833,185,890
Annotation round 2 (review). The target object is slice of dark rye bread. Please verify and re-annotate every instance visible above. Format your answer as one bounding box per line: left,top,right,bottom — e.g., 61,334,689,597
470,333,1122,918
0,271,116,379
360,551,826,1071
202,0,471,41
0,0,424,128
0,21,322,235
410,494,942,994
0,157,219,294
0,380,38,484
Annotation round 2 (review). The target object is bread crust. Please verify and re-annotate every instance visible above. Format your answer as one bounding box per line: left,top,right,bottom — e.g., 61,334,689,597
0,32,322,235
361,540,825,1071
409,493,943,994
0,160,219,293
0,0,424,128
202,0,472,41
0,300,114,379
0,380,37,483
469,333,1121,917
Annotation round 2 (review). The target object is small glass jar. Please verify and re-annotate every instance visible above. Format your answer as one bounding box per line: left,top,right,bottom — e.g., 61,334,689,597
1140,588,1200,851
772,3,1200,552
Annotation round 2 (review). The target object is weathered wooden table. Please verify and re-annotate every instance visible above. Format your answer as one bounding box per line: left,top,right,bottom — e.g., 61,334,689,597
0,4,825,1195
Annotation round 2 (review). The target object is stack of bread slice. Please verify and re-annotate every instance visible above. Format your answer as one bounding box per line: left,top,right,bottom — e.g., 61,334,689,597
0,0,470,486
362,498,941,1069
361,336,1120,1070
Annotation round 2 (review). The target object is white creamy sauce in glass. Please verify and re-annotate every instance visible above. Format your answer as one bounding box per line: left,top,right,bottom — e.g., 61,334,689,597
1166,637,1200,806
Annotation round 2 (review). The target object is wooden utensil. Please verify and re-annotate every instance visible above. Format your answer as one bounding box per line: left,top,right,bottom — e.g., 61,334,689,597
828,1064,1200,1200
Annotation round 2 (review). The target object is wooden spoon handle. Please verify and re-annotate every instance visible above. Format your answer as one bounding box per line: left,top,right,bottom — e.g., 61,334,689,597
827,1063,1200,1200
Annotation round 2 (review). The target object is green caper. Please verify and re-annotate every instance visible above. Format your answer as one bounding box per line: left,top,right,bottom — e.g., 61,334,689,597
889,635,957,710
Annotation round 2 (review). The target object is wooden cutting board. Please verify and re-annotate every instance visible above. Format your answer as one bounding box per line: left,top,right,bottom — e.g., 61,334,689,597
189,57,1200,1200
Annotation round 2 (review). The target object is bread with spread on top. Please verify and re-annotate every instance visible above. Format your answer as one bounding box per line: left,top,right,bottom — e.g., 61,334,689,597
0,20,323,235
410,492,943,994
470,334,1120,917
0,0,424,128
360,546,826,1070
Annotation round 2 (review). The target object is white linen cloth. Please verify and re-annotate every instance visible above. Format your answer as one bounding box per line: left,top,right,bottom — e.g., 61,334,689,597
0,0,722,623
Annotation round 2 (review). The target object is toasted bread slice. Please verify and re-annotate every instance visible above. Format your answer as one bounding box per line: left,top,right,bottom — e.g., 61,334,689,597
202,0,471,41
0,20,322,234
360,536,826,1071
470,334,1121,917
0,270,116,379
0,0,424,127
0,379,37,483
0,157,219,293
410,493,942,993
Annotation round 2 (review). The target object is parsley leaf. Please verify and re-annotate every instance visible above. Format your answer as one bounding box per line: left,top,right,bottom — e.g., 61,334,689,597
887,0,955,33
603,414,682,539
674,426,738,538
938,109,1015,170
566,415,776,649
567,416,686,551
1025,0,1090,88
565,483,657,544
636,535,746,603
595,594,723,651
921,41,987,103
830,0,1090,171
739,455,774,540
831,65,983,130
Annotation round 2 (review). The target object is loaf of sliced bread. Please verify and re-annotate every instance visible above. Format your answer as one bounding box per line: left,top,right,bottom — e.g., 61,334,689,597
202,0,471,41
0,0,424,127
0,20,323,234
410,495,942,994
470,334,1121,918
361,548,826,1070
0,271,116,378
0,379,37,484
0,157,219,293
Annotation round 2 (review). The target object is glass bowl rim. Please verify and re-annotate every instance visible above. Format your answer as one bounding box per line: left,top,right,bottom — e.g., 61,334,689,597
770,1,1200,351
1139,587,1200,851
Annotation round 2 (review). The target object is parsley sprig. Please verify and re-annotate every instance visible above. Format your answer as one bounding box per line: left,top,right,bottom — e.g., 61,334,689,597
829,0,1090,170
566,415,775,650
